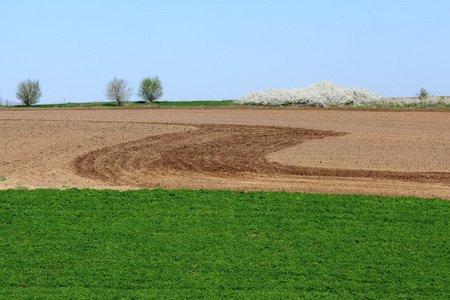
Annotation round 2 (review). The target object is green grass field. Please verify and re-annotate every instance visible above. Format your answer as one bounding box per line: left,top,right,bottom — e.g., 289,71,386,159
1,189,448,299
1,99,449,109
0,100,240,109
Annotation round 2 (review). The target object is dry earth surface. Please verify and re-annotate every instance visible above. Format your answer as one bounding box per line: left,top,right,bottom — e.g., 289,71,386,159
0,107,449,199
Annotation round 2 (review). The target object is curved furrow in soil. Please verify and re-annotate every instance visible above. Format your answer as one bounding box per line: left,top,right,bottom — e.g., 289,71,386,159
73,124,450,188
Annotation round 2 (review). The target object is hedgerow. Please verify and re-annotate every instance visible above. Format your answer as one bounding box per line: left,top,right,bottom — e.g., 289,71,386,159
377,95,450,107
237,81,450,107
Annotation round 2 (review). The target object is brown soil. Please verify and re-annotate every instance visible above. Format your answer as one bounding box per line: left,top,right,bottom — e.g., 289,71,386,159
1,107,449,199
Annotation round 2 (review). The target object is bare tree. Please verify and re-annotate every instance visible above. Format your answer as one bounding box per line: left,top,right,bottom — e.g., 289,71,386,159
105,77,133,105
16,79,42,106
138,76,163,102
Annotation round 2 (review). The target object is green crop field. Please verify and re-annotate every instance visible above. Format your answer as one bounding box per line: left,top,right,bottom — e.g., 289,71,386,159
1,189,448,299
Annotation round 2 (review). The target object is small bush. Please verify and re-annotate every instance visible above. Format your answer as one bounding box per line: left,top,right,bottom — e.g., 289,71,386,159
105,77,133,106
138,76,163,102
0,96,16,107
15,79,42,106
416,88,429,100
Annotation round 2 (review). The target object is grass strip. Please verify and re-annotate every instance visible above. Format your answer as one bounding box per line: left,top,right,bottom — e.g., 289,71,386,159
0,189,449,298
1,99,449,109
0,100,240,109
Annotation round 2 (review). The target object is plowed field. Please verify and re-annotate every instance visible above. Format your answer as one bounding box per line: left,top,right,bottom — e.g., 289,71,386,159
1,107,449,199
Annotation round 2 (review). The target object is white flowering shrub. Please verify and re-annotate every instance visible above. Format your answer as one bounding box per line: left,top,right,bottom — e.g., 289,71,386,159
237,81,382,107
236,81,450,107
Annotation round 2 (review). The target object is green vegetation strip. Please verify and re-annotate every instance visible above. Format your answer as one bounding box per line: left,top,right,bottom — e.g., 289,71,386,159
0,189,448,298
0,100,240,109
2,99,449,109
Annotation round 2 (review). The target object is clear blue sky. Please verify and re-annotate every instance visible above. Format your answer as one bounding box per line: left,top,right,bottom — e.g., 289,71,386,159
1,0,449,104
